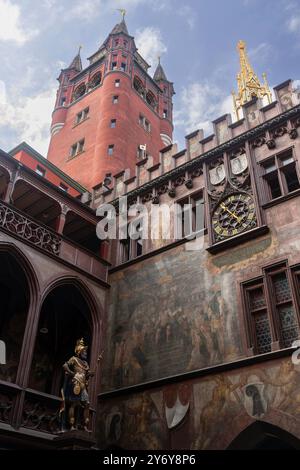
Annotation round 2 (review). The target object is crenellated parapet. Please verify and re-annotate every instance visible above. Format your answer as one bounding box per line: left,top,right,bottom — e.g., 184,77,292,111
93,79,300,207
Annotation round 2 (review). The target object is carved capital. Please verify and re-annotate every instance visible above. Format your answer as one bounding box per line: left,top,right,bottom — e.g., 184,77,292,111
185,179,193,189
289,128,298,140
252,136,266,148
266,139,276,150
168,188,176,198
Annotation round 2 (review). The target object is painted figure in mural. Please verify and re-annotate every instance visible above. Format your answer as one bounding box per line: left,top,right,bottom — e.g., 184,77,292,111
60,338,93,432
195,374,245,450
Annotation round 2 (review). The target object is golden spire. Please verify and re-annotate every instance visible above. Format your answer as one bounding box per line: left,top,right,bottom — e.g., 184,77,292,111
232,40,272,119
117,8,126,20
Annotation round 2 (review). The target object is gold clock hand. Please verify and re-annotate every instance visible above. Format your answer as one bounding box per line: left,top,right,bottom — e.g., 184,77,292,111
220,203,240,221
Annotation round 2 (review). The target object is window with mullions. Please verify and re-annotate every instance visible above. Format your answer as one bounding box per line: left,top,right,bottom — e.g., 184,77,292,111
261,149,300,202
75,107,89,125
119,223,144,263
176,192,205,240
243,263,300,355
69,139,85,158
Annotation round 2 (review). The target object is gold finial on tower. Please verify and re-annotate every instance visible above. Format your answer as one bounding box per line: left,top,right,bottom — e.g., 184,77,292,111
232,40,272,119
117,8,127,20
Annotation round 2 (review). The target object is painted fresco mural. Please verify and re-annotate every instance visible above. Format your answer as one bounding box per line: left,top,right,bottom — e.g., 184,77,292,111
103,243,245,391
98,356,300,450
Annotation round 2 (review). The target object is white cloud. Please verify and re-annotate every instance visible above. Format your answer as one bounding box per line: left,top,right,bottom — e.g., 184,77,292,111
174,82,233,137
0,80,55,154
249,42,272,62
178,5,195,30
287,14,300,32
0,0,38,44
68,0,103,22
135,27,167,67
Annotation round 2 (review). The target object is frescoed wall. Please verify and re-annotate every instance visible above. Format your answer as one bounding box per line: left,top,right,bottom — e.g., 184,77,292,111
98,356,300,450
103,242,245,391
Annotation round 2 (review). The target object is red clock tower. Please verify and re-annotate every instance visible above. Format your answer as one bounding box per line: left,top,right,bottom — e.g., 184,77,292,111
47,17,175,191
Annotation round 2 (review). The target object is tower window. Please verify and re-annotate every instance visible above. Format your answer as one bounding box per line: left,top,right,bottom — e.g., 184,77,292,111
261,149,300,202
120,62,126,72
111,62,117,71
72,83,86,102
36,165,46,177
113,95,119,104
163,109,168,119
70,139,85,158
114,39,119,47
77,139,85,153
89,72,102,89
60,97,66,106
146,91,156,109
75,107,89,125
137,145,147,160
139,114,151,133
133,76,145,97
115,79,120,88
108,145,114,156
144,119,151,133
110,119,116,128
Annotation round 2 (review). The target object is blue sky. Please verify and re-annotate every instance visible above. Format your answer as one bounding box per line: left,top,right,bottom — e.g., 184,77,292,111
0,0,300,155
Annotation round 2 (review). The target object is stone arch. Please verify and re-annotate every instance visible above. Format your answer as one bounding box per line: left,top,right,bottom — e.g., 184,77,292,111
146,90,156,109
227,420,300,450
72,82,86,101
28,275,101,397
133,76,145,97
0,242,39,384
89,71,102,89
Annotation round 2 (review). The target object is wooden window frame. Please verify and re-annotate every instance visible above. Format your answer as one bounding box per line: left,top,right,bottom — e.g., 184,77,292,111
260,147,300,203
118,222,144,263
175,190,206,240
242,261,300,356
108,144,114,156
75,107,89,125
69,139,85,159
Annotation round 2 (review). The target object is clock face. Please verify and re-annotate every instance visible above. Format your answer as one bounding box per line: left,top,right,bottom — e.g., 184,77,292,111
212,193,256,239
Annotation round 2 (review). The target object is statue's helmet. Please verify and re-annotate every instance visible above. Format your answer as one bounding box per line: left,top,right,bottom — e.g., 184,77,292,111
75,338,88,356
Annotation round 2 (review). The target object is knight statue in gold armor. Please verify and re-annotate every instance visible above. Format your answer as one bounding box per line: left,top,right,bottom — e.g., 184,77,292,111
60,338,93,432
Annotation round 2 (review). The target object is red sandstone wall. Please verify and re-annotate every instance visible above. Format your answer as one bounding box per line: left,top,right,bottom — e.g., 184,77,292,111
47,71,172,191
13,150,80,197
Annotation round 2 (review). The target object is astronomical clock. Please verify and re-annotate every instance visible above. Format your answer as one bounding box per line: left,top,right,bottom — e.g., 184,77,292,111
207,147,267,253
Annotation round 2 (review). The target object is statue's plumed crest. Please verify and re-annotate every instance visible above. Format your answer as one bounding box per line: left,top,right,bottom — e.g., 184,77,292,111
74,338,87,355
